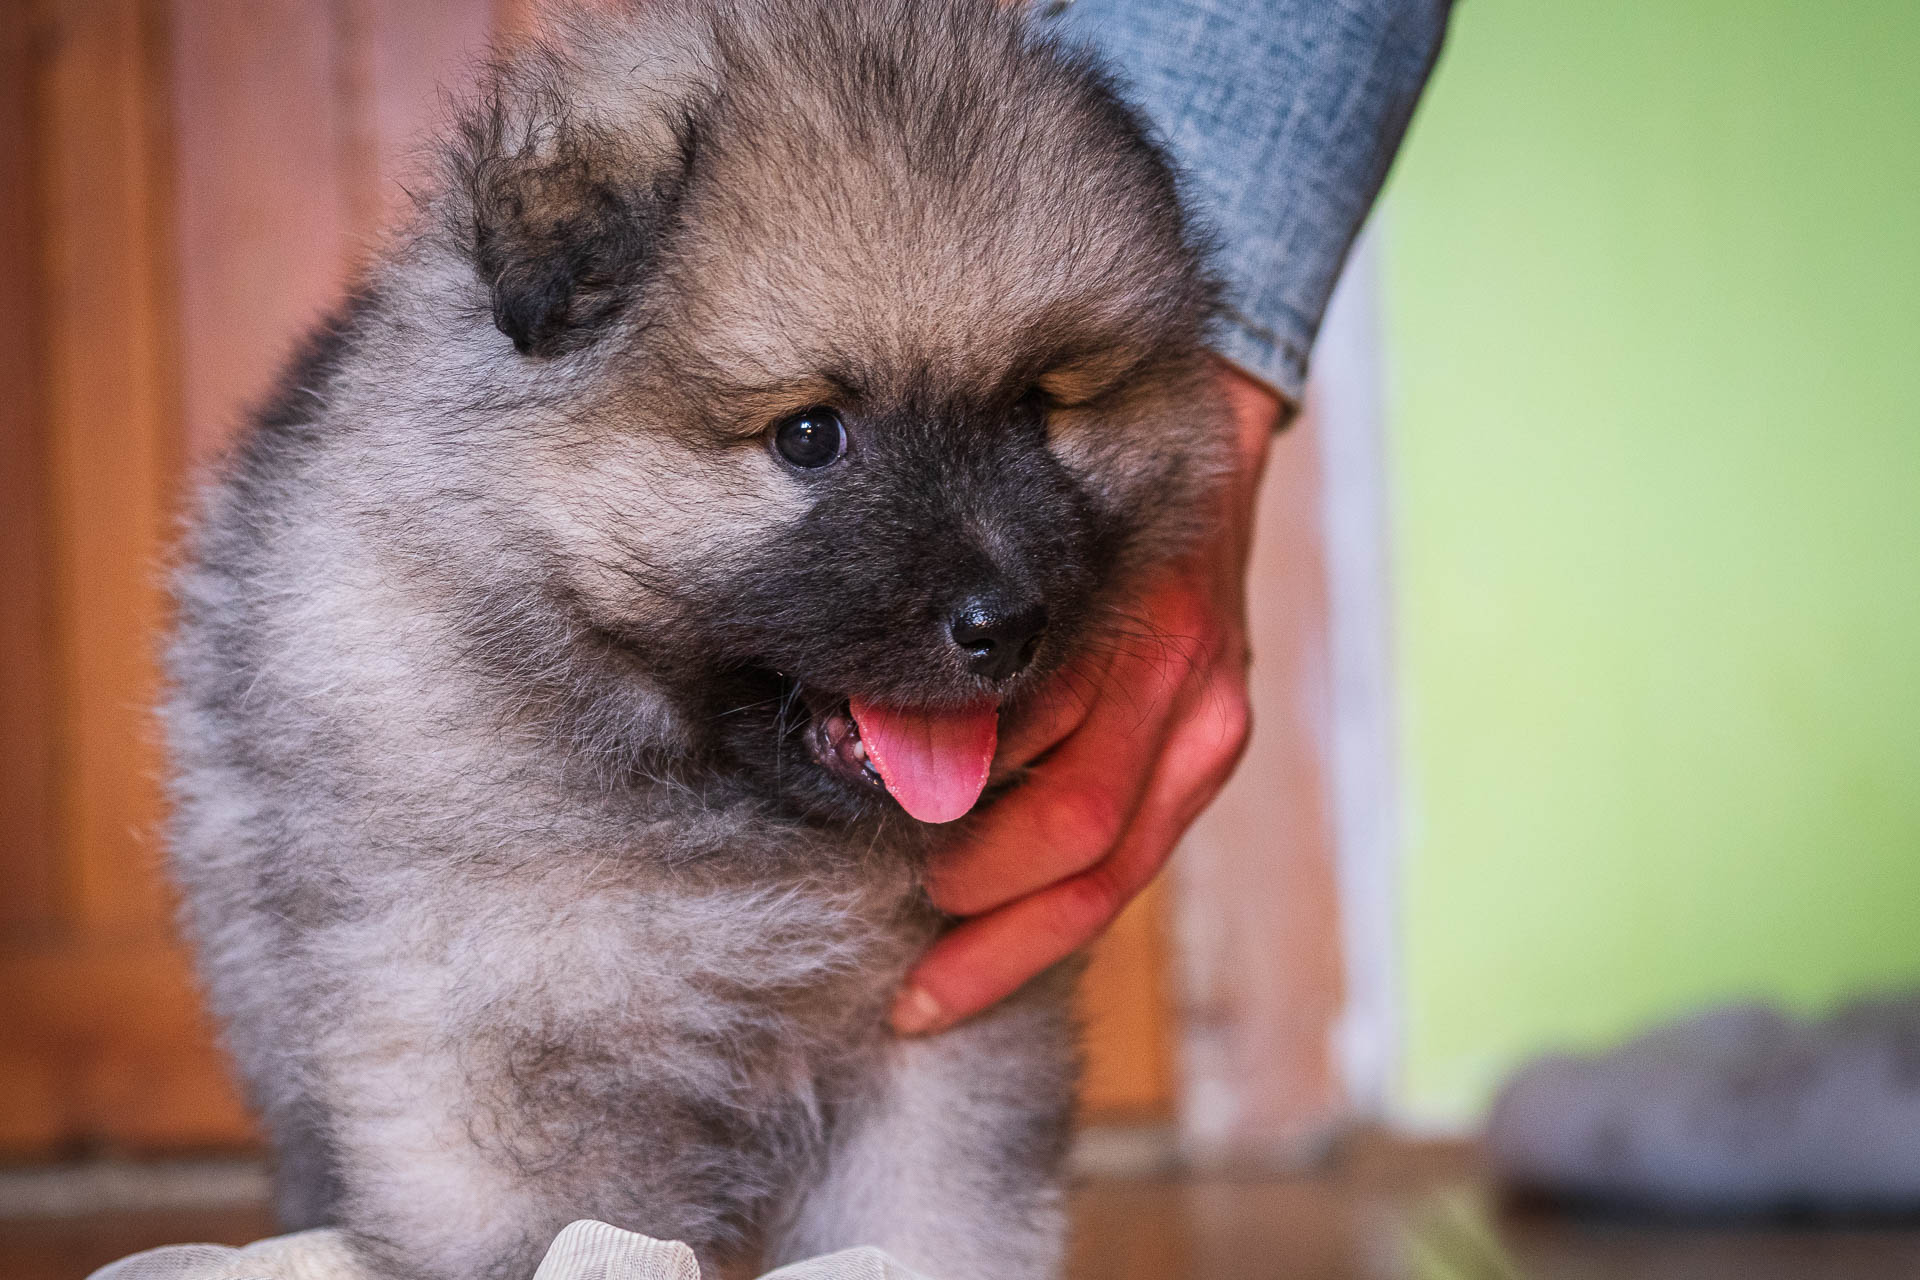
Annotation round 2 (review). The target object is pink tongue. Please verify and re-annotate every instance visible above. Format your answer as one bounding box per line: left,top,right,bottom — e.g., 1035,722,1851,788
847,698,1000,824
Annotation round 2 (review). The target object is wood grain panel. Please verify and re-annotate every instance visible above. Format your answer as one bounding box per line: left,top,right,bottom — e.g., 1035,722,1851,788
170,0,500,467
39,0,179,936
363,0,496,208
0,0,259,1155
1080,880,1176,1120
0,2,63,938
0,939,247,1152
170,0,354,463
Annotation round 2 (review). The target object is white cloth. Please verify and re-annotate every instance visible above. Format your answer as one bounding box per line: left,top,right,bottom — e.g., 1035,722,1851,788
89,1220,930,1280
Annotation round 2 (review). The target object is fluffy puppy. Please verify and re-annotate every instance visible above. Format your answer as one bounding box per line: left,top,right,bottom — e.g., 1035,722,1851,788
164,1,1227,1277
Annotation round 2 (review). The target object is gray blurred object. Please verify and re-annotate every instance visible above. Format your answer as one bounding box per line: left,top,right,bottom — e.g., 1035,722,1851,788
1488,993,1920,1216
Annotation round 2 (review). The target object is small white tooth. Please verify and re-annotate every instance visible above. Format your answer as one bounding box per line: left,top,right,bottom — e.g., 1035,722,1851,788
851,737,869,763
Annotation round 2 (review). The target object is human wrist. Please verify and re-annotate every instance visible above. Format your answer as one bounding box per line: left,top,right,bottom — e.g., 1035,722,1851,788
1212,357,1286,470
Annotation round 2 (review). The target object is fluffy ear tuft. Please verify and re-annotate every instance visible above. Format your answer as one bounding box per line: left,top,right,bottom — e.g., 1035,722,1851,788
450,60,699,358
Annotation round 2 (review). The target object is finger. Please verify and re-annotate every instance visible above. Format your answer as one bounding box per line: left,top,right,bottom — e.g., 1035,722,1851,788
893,677,1250,1036
892,857,1135,1035
993,576,1209,779
924,640,1187,917
989,652,1108,781
1099,673,1252,888
930,582,1221,914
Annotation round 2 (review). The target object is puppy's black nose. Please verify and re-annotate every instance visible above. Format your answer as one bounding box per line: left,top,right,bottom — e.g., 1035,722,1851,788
950,598,1048,682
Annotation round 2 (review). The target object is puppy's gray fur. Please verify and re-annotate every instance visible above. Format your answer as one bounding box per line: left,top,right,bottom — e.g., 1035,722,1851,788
164,2,1228,1277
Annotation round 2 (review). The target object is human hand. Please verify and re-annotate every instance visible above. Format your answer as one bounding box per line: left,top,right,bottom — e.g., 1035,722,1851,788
890,360,1285,1035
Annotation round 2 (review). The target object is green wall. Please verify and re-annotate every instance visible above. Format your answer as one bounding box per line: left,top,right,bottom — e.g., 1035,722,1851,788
1382,0,1920,1123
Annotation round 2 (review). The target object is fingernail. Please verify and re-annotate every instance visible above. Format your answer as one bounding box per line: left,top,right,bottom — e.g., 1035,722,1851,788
889,985,947,1036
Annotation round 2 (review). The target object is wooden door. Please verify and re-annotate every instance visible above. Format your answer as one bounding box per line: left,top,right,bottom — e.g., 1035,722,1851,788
0,0,242,1155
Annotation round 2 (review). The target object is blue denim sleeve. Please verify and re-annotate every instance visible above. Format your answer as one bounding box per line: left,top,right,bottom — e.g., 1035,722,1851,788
1043,0,1451,403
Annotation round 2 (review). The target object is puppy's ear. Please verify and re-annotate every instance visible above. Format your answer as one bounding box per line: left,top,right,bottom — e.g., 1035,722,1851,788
450,60,699,358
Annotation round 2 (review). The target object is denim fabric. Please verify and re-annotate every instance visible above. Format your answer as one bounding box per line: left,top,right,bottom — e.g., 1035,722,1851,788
1043,0,1451,403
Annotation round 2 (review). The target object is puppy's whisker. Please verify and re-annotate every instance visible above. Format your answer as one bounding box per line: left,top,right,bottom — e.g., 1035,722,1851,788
713,695,788,720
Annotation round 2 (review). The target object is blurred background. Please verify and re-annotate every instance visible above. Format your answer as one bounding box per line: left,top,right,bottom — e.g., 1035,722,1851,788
1384,0,1919,1129
1,0,1916,1276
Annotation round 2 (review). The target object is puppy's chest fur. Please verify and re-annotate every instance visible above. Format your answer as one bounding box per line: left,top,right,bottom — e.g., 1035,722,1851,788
301,827,932,1249
333,855,922,1139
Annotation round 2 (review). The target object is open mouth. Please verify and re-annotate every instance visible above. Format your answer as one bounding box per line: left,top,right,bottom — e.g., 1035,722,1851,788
806,696,885,792
797,689,1001,825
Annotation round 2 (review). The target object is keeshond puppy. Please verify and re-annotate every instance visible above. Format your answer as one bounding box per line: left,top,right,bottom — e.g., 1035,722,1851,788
165,1,1227,1277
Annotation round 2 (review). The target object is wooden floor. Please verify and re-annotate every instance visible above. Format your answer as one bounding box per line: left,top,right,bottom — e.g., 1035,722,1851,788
1069,1140,1920,1279
6,1142,1920,1279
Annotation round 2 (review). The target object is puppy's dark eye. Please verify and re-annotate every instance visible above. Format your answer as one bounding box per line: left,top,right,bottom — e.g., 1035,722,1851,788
771,407,847,469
